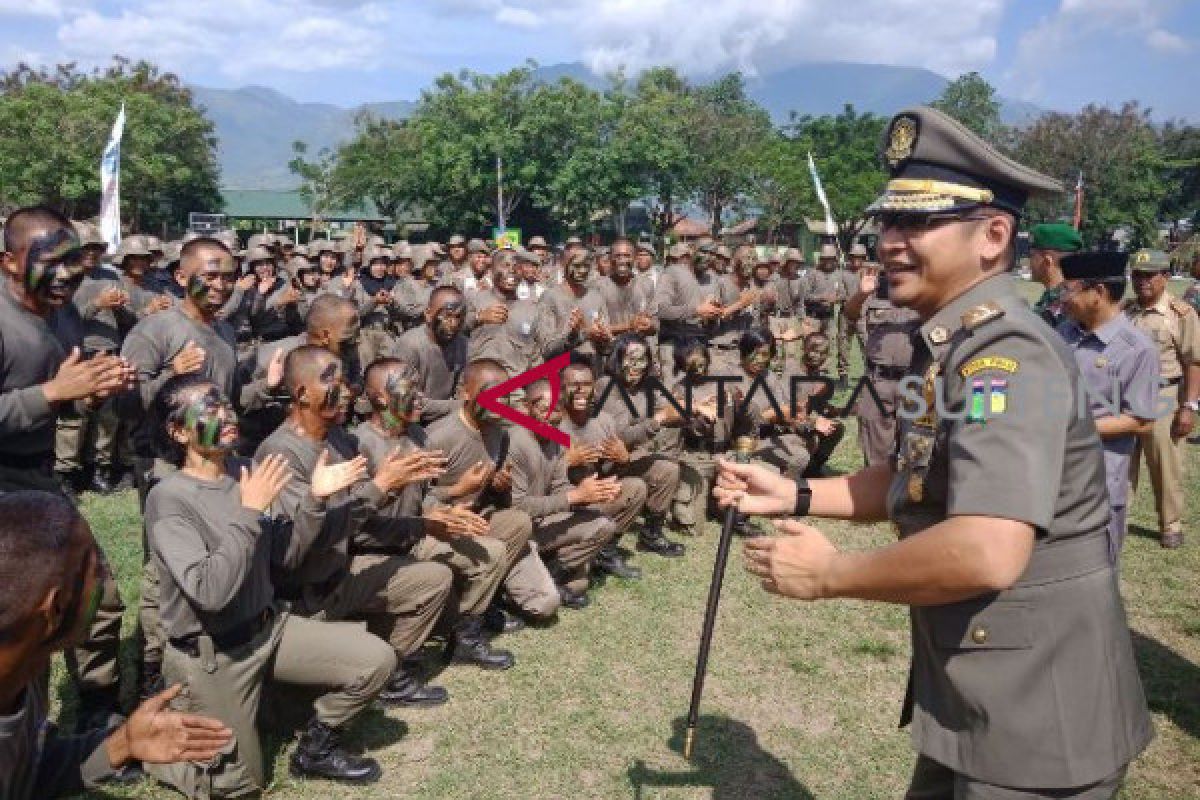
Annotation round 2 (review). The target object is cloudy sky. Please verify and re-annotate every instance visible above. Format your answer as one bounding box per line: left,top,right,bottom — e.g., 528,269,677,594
1,0,1197,119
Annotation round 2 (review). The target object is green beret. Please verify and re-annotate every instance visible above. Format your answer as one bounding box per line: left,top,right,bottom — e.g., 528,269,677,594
1030,223,1083,253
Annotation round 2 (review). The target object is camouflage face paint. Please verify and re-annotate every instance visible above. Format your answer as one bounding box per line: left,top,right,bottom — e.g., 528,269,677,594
24,228,83,296
567,257,592,285
744,345,773,374
612,259,634,281
493,259,518,291
317,361,346,412
684,351,710,377
564,375,595,413
620,343,650,386
433,300,465,342
737,259,756,278
474,379,503,426
381,374,417,433
182,388,233,449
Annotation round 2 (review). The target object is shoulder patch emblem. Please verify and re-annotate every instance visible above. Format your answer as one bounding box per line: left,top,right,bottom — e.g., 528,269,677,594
960,355,1019,377
961,301,1004,331
885,115,918,168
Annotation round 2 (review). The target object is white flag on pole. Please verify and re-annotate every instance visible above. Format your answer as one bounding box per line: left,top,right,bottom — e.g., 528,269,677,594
807,151,836,236
100,103,125,253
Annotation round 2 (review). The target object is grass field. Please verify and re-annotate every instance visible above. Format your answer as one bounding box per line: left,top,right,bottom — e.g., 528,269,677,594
55,280,1199,799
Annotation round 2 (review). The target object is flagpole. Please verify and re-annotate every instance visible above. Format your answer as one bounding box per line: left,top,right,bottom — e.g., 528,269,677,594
100,103,126,253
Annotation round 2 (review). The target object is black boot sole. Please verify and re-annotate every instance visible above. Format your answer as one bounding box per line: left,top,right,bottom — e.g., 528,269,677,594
377,693,449,709
289,761,382,785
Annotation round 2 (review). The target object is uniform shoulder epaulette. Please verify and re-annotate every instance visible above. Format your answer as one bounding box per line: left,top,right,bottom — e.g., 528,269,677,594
1168,297,1194,317
960,301,1004,331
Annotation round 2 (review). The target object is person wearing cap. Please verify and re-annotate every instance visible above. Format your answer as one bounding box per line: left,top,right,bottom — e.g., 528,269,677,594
801,244,845,377
711,246,773,371
245,245,302,345
358,244,398,363
634,241,660,293
463,249,561,377
772,248,809,337
514,247,545,301
838,242,869,373
1057,251,1160,562
654,242,721,372
716,106,1151,798
289,254,322,325
440,234,468,275
451,238,493,293
310,239,341,288
393,246,443,332
1124,248,1199,550
1029,223,1084,328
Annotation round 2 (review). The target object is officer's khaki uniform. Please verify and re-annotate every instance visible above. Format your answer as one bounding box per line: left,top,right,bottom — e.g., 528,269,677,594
1124,292,1199,538
354,420,508,620
145,465,393,797
890,275,1152,796
425,411,547,616
851,292,920,466
256,423,452,659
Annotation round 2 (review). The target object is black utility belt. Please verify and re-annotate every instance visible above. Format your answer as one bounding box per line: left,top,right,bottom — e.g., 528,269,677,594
170,607,274,656
1163,376,1181,386
0,450,53,470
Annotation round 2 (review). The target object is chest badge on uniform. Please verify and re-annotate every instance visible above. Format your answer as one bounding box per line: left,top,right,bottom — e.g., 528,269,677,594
1094,356,1109,369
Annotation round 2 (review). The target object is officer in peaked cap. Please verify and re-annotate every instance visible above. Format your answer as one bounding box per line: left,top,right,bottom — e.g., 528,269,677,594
1124,247,1199,550
719,105,1151,799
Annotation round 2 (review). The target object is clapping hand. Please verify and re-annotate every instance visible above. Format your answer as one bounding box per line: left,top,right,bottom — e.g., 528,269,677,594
311,449,369,499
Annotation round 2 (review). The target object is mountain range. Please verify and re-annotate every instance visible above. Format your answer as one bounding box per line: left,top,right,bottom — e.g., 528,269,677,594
197,61,1045,190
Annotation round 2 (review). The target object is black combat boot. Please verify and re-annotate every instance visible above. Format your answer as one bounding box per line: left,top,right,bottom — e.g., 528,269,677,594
593,543,642,579
637,514,686,558
557,584,590,609
88,467,115,495
447,616,515,670
289,718,381,785
378,667,448,708
483,602,525,634
54,470,80,504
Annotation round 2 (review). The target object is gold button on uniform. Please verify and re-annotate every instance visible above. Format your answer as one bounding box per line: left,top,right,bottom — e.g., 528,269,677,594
971,627,989,645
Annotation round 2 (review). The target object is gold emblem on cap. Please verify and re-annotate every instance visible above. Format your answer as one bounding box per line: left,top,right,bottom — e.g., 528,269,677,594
885,116,918,167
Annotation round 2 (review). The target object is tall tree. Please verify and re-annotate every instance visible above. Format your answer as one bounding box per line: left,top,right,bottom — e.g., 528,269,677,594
332,112,420,221
287,141,341,233
932,71,1003,143
1016,102,1163,247
0,57,221,232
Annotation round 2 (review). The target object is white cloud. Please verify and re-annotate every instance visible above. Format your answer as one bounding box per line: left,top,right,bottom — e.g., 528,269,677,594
495,5,542,28
1011,0,1188,98
53,0,390,78
1146,28,1189,53
473,0,1007,80
0,0,70,17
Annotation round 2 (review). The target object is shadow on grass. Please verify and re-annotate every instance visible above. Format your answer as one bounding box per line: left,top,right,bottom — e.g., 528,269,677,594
628,714,814,799
1127,524,1162,543
1132,631,1200,740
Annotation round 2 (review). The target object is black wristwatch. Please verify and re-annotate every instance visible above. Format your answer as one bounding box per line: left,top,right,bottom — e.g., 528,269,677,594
793,478,812,517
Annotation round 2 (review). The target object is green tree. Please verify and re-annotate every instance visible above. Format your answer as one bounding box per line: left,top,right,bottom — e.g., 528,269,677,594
1015,102,1163,247
332,112,420,222
287,140,341,233
772,105,887,247
932,71,1003,142
0,57,220,232
687,73,774,233
1157,121,1200,226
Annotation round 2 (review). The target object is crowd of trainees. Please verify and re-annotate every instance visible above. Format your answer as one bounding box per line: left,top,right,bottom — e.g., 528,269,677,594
1,207,880,799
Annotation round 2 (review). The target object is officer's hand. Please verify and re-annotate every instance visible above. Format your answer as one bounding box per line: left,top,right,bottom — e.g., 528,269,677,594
1172,407,1195,439
569,475,622,506
713,458,796,517
106,684,232,768
374,448,447,494
566,443,602,468
311,449,368,499
240,454,292,513
601,436,630,464
265,347,286,390
425,505,489,538
743,519,838,600
171,341,206,376
490,463,512,493
478,304,508,325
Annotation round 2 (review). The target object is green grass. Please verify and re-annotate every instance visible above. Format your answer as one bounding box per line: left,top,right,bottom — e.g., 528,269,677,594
56,280,1200,799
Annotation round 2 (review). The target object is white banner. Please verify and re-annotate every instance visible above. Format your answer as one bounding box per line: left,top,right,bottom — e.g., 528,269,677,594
807,151,836,236
100,103,125,253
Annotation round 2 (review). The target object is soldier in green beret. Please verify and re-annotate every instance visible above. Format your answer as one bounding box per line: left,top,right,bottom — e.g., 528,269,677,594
1029,222,1083,327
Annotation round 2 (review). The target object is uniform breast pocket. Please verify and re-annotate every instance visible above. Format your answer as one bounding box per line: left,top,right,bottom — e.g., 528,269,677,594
930,601,1033,651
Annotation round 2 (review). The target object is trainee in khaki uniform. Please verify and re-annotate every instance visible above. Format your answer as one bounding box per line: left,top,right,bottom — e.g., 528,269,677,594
354,358,517,669
255,347,455,676
654,243,721,372
0,207,135,732
844,263,921,466
835,242,865,384
717,106,1152,799
146,376,394,793
425,360,551,621
1124,248,1200,549
1056,251,1161,562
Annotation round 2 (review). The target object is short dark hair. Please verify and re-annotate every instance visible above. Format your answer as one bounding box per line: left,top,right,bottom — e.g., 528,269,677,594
1095,279,1127,305
284,345,339,395
0,491,84,637
738,328,776,360
3,206,73,254
306,293,356,334
608,333,653,377
673,338,709,375
428,285,464,310
179,237,231,268
463,358,509,390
